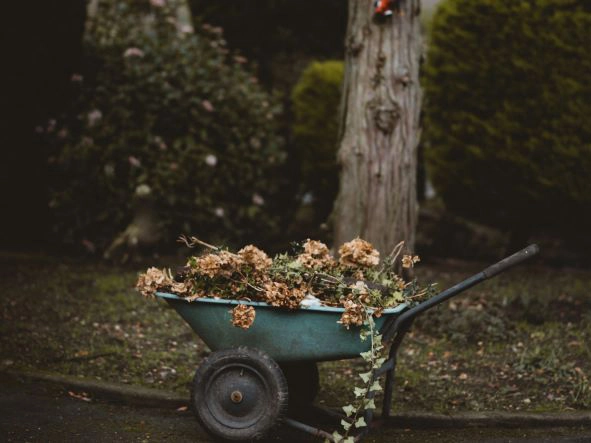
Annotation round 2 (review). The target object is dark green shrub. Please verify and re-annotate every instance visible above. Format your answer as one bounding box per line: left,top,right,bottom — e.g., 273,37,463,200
46,0,285,250
291,60,344,223
423,0,591,235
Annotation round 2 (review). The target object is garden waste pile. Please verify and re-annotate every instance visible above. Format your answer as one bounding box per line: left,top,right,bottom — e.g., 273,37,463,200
136,237,433,329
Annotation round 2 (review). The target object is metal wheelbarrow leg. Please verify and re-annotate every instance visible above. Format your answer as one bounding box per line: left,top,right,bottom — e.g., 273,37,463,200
376,245,539,424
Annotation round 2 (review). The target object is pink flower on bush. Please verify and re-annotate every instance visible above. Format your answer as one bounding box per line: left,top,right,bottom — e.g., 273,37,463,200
205,154,217,167
180,24,193,34
202,100,214,112
128,156,141,168
47,119,56,133
252,193,265,206
87,109,102,127
71,73,83,82
124,47,144,58
150,0,166,7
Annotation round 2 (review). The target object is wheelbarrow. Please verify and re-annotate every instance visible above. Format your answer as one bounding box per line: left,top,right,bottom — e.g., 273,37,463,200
155,244,539,441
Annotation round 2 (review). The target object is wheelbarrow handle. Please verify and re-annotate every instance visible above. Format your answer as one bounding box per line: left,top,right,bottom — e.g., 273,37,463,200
381,244,539,341
482,244,539,278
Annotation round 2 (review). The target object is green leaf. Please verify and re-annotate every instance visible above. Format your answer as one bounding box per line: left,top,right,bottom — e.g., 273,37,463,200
287,260,303,270
364,398,376,410
342,404,356,417
343,438,355,443
375,357,387,367
360,350,372,361
340,419,352,431
370,381,382,392
354,417,367,428
359,371,372,383
354,386,366,398
331,431,343,441
390,290,404,303
374,333,383,345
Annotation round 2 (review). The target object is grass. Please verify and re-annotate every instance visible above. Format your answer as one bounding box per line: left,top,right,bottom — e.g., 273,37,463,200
1,252,590,413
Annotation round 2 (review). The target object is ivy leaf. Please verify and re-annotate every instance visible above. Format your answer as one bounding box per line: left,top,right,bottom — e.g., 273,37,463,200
359,329,370,341
374,333,383,345
354,386,366,398
340,419,352,431
360,350,373,361
331,431,343,442
359,371,372,383
370,381,382,392
342,404,356,417
354,417,367,428
364,398,376,410
343,438,355,443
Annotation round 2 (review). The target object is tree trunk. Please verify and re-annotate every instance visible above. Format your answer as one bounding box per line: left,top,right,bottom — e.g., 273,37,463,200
333,0,422,256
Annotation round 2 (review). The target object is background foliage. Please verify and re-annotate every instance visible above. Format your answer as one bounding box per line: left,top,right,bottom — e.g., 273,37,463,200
291,60,344,230
423,0,591,239
45,0,286,251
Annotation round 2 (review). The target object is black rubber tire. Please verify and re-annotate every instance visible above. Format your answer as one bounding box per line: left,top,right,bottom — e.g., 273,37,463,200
191,347,288,441
279,361,319,409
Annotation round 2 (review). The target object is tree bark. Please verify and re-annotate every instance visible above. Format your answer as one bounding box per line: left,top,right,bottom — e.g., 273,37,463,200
333,0,422,256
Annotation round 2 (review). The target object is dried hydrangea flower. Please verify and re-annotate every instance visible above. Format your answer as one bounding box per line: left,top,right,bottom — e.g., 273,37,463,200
231,304,256,329
297,239,336,269
338,300,366,328
238,245,272,271
136,267,173,298
338,238,380,268
170,279,192,296
192,251,244,278
401,254,420,269
263,282,306,309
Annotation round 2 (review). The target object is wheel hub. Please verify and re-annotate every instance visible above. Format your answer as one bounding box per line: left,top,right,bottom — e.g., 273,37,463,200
205,364,269,429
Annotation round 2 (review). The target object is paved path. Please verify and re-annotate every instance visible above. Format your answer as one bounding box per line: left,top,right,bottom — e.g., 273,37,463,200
1,374,591,442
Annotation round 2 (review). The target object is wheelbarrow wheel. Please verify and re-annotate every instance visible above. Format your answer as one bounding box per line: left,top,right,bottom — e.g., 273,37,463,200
191,347,288,441
279,362,319,409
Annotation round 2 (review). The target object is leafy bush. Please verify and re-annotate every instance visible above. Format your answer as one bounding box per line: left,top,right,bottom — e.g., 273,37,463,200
423,0,591,235
46,0,285,250
291,60,344,223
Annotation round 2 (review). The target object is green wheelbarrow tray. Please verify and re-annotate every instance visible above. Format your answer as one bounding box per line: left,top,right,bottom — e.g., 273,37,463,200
155,292,408,362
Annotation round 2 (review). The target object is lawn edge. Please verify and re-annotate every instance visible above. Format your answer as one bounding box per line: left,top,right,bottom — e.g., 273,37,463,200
4,368,591,429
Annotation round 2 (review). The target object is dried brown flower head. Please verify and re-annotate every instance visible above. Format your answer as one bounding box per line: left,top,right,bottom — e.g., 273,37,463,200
170,280,192,295
231,304,256,329
136,267,173,298
238,245,272,271
263,281,306,309
192,251,244,278
401,254,420,269
297,239,336,269
338,299,366,328
338,238,380,268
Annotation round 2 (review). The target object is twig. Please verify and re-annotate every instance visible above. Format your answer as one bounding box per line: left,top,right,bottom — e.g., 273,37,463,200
177,235,220,251
388,241,405,263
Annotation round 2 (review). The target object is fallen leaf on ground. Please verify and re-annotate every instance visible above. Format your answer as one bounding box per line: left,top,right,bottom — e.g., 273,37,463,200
68,391,91,402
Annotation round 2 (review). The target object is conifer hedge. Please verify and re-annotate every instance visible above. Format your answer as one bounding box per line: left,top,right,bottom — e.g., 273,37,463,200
423,0,591,234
